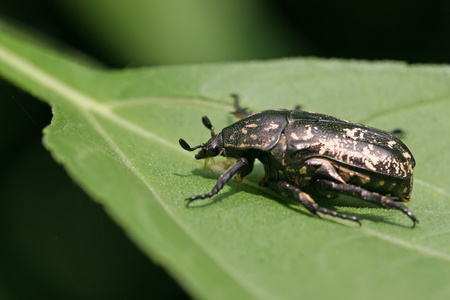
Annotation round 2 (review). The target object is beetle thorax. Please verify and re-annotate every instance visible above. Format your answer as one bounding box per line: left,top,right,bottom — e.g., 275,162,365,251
195,132,224,159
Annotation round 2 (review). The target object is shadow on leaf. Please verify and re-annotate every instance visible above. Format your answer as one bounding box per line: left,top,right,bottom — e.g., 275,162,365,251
176,166,415,228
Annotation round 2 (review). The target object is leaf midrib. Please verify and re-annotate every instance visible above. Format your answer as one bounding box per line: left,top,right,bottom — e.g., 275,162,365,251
0,43,272,299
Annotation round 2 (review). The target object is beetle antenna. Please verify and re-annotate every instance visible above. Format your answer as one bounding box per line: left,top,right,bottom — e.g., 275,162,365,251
202,116,215,136
179,138,204,151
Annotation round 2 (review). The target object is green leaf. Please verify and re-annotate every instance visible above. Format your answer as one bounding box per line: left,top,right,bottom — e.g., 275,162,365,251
1,26,450,300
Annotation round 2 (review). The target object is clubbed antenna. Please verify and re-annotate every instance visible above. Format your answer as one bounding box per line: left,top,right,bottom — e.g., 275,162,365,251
179,138,203,152
202,116,215,136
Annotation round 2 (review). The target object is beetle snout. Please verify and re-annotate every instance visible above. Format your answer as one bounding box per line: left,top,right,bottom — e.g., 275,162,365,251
195,149,207,159
195,144,220,159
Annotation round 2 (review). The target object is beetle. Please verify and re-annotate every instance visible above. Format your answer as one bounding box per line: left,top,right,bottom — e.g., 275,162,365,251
179,95,418,226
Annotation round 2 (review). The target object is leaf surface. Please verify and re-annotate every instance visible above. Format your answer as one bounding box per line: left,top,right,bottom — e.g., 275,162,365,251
1,27,450,300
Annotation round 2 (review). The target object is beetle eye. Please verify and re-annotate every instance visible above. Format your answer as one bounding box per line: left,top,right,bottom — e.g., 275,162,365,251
207,146,219,156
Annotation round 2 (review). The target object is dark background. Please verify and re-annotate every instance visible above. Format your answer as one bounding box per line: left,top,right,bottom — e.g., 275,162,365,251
1,1,449,298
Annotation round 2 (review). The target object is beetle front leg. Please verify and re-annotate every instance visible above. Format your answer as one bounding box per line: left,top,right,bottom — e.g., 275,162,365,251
312,179,419,227
273,181,361,224
186,157,250,205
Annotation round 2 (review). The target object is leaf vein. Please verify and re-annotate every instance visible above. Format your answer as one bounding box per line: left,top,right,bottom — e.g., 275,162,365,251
362,228,450,262
415,178,450,198
84,109,267,300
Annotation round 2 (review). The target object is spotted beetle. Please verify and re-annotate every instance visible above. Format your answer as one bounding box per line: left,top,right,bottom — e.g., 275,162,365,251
179,95,418,226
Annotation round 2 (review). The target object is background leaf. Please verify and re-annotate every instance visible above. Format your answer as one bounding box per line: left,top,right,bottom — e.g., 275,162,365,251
1,26,450,300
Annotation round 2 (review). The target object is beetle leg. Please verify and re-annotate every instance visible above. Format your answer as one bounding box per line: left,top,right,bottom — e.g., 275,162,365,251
389,128,405,139
274,181,361,225
304,158,346,183
235,158,255,183
186,157,250,205
312,179,419,227
258,171,269,187
230,94,253,119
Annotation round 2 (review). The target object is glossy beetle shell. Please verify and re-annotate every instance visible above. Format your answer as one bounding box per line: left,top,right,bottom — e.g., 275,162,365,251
222,109,415,179
179,103,418,226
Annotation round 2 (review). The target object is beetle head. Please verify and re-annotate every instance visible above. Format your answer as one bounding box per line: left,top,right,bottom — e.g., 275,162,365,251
179,116,224,160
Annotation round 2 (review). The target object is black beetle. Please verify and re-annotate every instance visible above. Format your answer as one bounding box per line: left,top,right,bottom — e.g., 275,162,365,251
179,95,418,226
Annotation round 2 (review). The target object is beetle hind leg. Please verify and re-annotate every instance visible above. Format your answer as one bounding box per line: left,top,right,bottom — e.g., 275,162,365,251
274,181,361,225
312,179,419,227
